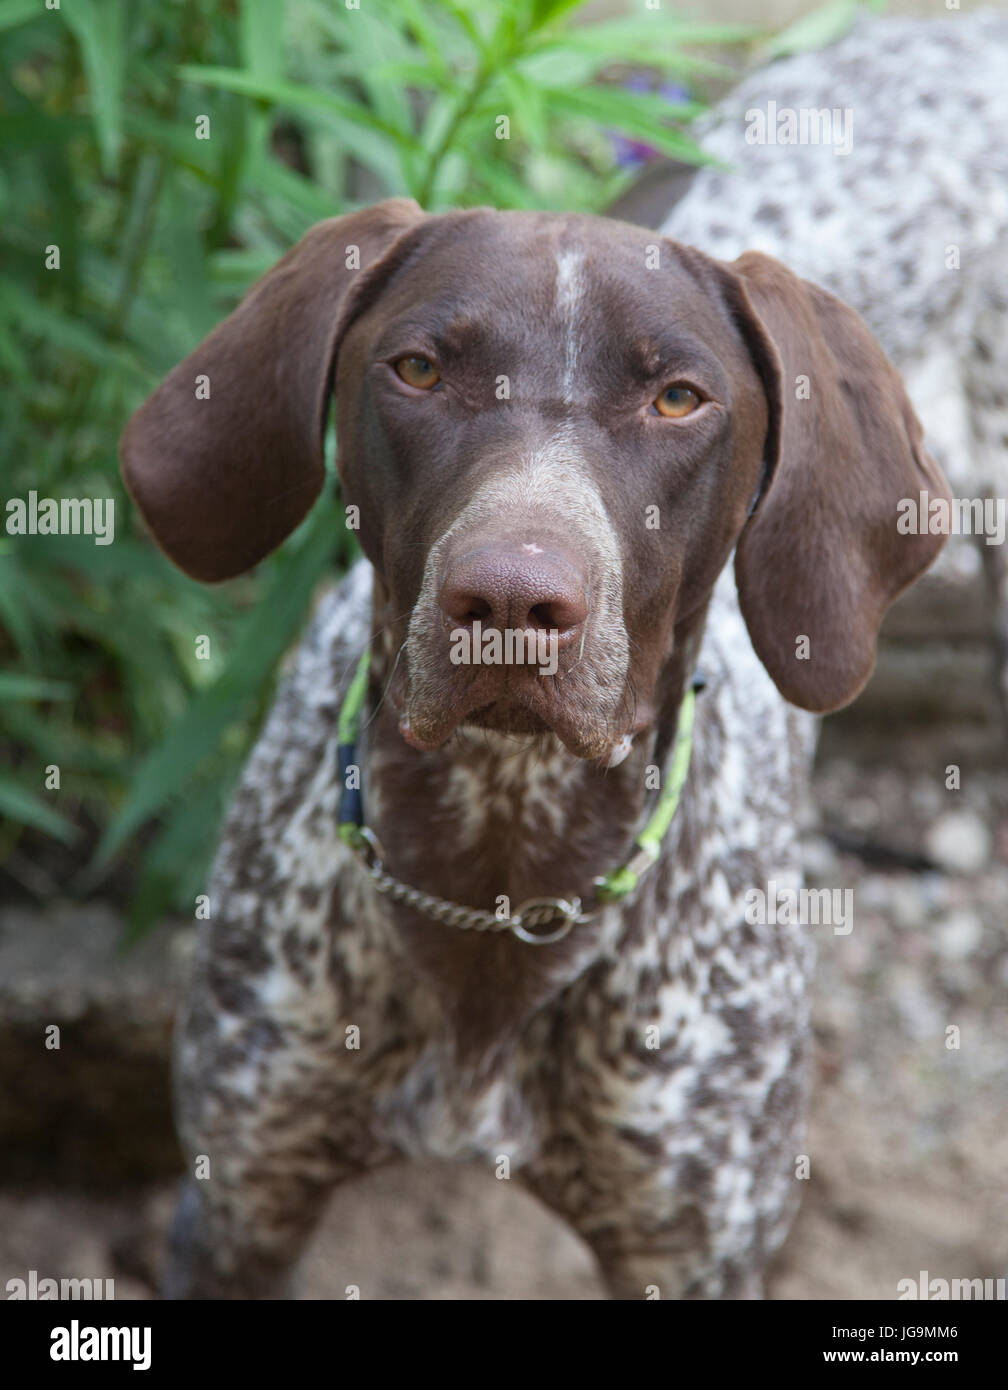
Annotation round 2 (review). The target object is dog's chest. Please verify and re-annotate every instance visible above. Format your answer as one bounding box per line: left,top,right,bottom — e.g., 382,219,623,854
307,831,546,1164
370,1038,538,1165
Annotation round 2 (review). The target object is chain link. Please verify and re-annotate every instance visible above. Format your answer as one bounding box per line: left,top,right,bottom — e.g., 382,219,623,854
350,828,591,945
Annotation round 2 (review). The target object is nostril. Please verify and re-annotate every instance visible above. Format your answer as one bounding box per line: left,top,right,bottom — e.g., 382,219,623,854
440,583,495,628
529,602,565,632
528,596,589,635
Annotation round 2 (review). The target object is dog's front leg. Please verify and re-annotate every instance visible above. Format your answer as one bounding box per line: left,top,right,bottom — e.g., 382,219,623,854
163,926,393,1299
523,1086,805,1302
520,935,812,1300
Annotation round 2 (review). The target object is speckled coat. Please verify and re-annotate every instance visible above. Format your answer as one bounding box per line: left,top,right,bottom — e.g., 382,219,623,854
117,16,965,1302
168,562,817,1299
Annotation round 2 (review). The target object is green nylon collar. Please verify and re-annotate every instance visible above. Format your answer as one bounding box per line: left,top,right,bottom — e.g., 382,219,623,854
337,648,700,905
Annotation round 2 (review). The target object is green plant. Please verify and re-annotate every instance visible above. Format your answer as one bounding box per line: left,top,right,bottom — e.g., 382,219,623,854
0,0,758,933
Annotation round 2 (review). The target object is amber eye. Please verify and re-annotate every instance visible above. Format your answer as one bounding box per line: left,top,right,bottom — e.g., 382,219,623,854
394,355,440,389
654,384,701,418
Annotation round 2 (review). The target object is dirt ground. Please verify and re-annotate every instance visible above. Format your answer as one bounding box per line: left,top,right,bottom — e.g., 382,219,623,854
2,746,1005,1301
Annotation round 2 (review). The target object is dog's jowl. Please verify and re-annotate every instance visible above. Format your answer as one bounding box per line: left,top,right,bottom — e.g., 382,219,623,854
121,202,947,1299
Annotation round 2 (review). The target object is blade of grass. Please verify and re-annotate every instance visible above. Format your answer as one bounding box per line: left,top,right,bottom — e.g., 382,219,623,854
0,775,77,843
92,503,339,868
0,674,73,701
0,0,44,32
61,0,126,175
542,85,714,166
123,776,233,941
764,0,864,58
177,66,423,154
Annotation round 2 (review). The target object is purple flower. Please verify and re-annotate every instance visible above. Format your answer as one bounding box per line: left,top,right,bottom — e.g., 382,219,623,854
611,78,691,168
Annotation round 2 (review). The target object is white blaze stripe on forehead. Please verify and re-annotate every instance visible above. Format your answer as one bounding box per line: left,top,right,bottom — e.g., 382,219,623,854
554,249,585,404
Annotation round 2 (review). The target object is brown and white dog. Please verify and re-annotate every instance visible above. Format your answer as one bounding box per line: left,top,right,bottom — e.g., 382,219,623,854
121,200,947,1298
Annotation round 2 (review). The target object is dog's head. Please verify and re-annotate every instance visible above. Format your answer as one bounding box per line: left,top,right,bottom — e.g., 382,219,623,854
120,200,949,762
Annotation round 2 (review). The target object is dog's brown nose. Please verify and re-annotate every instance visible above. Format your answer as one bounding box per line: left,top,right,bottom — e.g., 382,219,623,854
439,541,589,648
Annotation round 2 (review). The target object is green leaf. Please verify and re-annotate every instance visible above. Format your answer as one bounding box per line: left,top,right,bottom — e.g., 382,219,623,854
240,0,285,81
249,148,347,226
0,774,77,843
0,674,72,702
61,0,126,176
0,0,43,33
515,43,597,90
371,59,460,97
350,7,420,139
529,0,586,31
0,558,41,660
15,307,132,375
0,310,28,378
440,0,489,57
177,66,423,155
1,702,123,777
389,0,452,76
533,19,757,73
580,17,762,45
497,70,548,152
121,110,217,181
0,112,92,149
466,154,545,209
92,503,339,868
0,282,139,373
125,776,232,940
764,0,864,59
542,85,712,166
238,0,285,174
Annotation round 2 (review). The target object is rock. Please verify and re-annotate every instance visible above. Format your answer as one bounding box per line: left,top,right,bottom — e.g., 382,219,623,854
0,903,189,1187
856,875,895,915
935,910,984,962
845,796,880,831
925,812,993,875
801,833,839,878
886,878,926,930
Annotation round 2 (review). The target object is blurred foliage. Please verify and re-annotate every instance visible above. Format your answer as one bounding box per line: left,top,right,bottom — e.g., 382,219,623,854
0,0,768,932
764,0,883,58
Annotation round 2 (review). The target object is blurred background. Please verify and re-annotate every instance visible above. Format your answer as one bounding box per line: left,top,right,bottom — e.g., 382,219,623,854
1,0,1006,1298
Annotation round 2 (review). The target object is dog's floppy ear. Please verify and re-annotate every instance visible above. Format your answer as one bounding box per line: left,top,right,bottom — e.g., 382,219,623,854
120,198,424,580
720,250,950,713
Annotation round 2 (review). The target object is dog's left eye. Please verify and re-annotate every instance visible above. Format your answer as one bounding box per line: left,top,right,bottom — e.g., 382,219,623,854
653,384,701,418
394,355,441,390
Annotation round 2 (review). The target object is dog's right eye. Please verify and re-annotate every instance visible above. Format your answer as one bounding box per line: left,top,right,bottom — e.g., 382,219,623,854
394,355,441,390
653,384,701,418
